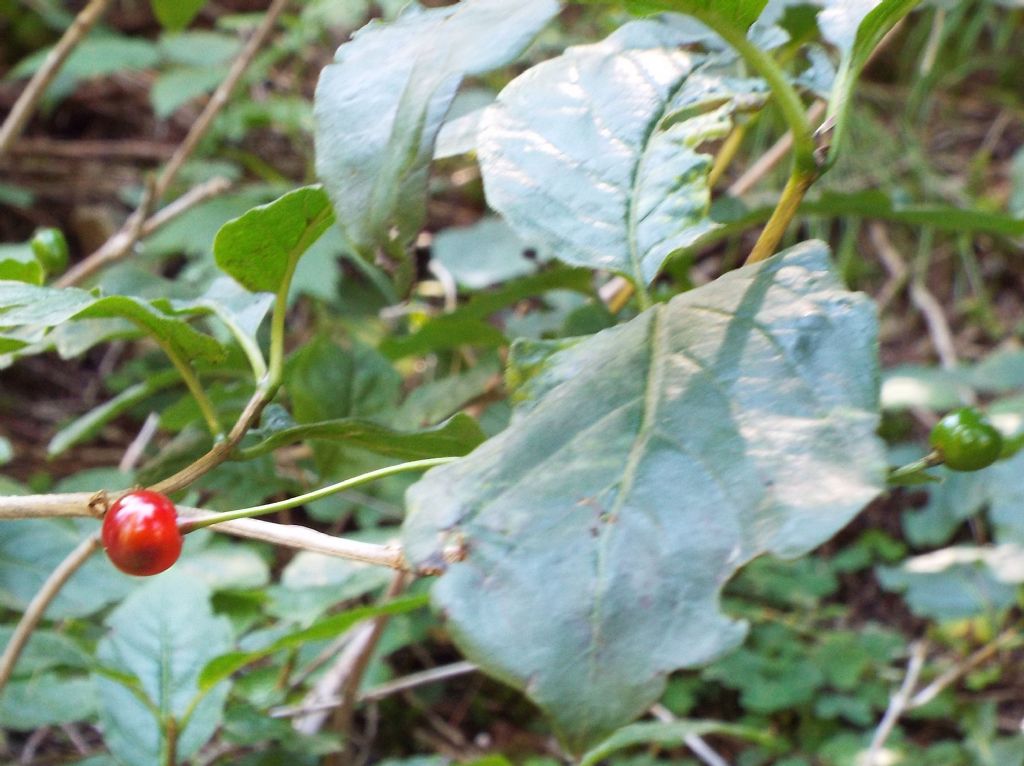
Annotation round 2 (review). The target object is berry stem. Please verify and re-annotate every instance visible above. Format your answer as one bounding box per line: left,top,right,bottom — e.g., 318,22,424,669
178,457,457,533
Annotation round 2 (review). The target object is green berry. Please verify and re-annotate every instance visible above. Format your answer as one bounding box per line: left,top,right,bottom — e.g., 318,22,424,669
30,228,69,275
929,408,1003,472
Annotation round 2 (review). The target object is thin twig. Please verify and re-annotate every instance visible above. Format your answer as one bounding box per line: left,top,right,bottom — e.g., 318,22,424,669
864,641,928,766
870,222,910,313
118,412,160,473
0,534,102,695
869,223,961,372
6,137,177,161
649,704,731,766
56,0,290,287
908,627,1021,710
0,494,410,570
153,0,290,201
151,380,275,496
293,573,409,742
0,0,114,155
139,176,233,237
910,281,958,371
272,661,480,718
0,492,100,520
177,507,409,570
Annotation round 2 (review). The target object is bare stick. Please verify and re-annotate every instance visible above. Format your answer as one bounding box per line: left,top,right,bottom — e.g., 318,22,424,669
55,176,232,288
0,534,101,694
0,494,409,570
272,661,479,718
177,507,409,570
293,573,409,739
0,0,114,156
154,0,290,201
0,492,98,520
908,628,1021,709
864,641,928,766
140,176,233,237
869,224,960,372
56,0,290,288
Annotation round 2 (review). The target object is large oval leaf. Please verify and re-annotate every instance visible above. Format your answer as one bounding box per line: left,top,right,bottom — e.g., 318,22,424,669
402,241,886,751
478,19,764,286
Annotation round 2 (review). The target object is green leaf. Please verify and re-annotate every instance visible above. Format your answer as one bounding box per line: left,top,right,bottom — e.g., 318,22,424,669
0,519,133,619
403,241,886,750
198,594,429,690
214,186,335,294
95,570,233,766
478,19,763,286
0,243,45,284
380,267,594,359
151,66,224,117
286,336,402,473
825,0,924,165
580,720,775,766
313,0,559,269
0,627,92,677
48,369,183,457
240,413,485,461
10,36,161,106
0,675,97,730
176,535,271,591
432,217,548,289
0,281,226,363
877,553,1018,621
151,0,206,31
611,0,768,31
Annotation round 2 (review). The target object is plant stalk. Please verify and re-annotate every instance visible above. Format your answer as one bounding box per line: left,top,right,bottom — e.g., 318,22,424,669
179,457,457,533
745,170,816,264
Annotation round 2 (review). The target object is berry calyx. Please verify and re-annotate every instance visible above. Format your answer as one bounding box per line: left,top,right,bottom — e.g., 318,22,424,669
101,490,183,576
929,407,1003,472
29,228,69,275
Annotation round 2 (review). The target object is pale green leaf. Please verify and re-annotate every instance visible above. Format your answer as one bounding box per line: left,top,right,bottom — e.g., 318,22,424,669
479,19,764,285
48,370,183,457
95,571,232,766
403,242,886,750
0,675,97,730
313,0,559,266
580,720,774,766
0,519,133,619
151,66,224,117
0,281,226,363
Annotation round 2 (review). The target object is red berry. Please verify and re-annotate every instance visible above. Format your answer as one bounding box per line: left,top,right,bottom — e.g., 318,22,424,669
101,490,183,576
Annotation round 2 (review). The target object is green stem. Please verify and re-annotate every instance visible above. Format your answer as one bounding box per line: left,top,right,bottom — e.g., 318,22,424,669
887,451,943,484
266,255,299,391
179,457,457,533
692,11,821,265
703,17,817,176
745,170,815,264
215,309,267,381
163,716,178,766
153,336,223,438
